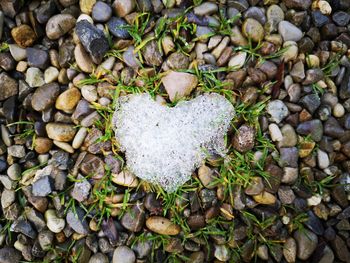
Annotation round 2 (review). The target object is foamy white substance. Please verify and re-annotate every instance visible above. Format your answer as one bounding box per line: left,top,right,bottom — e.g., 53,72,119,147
113,93,235,192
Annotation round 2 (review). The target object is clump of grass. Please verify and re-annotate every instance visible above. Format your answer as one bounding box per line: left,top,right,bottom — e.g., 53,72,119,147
0,42,9,53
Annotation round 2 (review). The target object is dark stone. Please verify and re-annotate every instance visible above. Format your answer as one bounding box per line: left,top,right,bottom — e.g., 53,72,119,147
0,52,16,71
0,159,7,172
300,94,320,114
107,17,130,39
305,211,324,235
31,83,60,112
186,12,209,26
58,42,75,68
331,235,350,262
26,47,49,69
75,20,109,64
283,0,311,10
3,96,17,123
337,206,350,219
331,185,349,208
187,214,206,230
0,247,21,263
333,11,350,26
120,202,145,232
0,72,18,101
321,23,338,40
340,68,350,99
279,147,299,168
298,37,315,54
311,11,329,27
324,117,345,138
35,0,57,24
296,119,323,142
32,176,52,197
72,99,94,122
101,217,118,246
264,164,282,193
324,226,336,241
12,218,37,239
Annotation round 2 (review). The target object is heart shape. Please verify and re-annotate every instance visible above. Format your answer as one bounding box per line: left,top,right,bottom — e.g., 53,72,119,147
113,93,235,192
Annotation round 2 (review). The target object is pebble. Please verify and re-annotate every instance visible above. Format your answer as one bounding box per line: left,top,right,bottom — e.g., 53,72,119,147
26,48,49,70
45,209,65,233
26,67,45,88
283,237,297,263
72,127,88,149
245,177,264,195
7,163,21,180
66,207,89,234
92,1,112,22
55,87,81,112
113,0,135,17
120,203,145,232
228,52,247,69
267,5,284,23
71,174,91,202
46,14,76,40
283,0,311,10
34,137,53,154
89,253,109,263
232,124,255,153
278,21,303,42
31,83,60,111
316,150,329,171
194,2,217,16
333,103,345,117
32,176,52,197
112,246,136,263
296,119,323,142
11,24,37,48
44,66,59,83
46,123,76,142
123,46,140,68
162,71,198,102
0,72,18,101
7,145,25,158
81,85,98,102
75,20,109,64
214,245,230,261
112,170,138,187
1,189,15,209
269,123,283,142
333,11,350,27
198,165,216,189
0,247,21,263
74,44,94,73
146,216,181,235
294,229,318,260
279,124,297,147
267,100,289,123
252,191,276,205
8,44,26,61
107,17,130,39
242,18,264,42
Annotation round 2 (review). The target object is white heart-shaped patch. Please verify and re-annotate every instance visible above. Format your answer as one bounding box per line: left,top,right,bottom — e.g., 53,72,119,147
113,93,235,192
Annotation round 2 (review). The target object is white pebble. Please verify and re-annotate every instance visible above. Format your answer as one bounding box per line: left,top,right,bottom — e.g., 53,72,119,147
44,66,59,83
81,85,98,102
307,194,322,206
77,14,94,24
318,0,332,15
317,149,330,169
268,123,283,141
72,127,88,149
333,103,345,118
53,140,74,153
228,52,247,69
45,209,65,233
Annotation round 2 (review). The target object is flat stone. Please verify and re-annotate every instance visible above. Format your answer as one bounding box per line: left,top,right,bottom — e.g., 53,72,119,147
32,176,52,197
66,207,89,235
146,216,181,235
